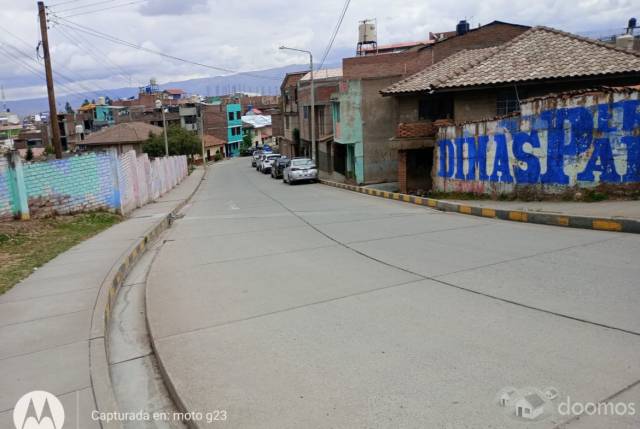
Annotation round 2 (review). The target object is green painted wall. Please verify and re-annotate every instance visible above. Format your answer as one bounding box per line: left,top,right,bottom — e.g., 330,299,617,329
332,80,364,183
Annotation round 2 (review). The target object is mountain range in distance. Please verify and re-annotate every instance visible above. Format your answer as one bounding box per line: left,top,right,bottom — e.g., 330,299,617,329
5,62,340,117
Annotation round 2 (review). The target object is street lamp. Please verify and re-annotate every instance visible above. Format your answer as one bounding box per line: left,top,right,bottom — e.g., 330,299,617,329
279,46,315,161
155,99,169,156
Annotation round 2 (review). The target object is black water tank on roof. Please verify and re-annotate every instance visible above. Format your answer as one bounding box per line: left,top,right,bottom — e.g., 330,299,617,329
456,20,470,35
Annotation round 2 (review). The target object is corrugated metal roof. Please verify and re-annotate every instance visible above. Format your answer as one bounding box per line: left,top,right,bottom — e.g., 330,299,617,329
241,115,271,128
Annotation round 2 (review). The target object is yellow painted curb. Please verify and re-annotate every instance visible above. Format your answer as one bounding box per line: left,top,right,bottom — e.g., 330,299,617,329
592,219,622,231
557,216,570,226
508,211,528,222
481,208,496,218
459,205,472,214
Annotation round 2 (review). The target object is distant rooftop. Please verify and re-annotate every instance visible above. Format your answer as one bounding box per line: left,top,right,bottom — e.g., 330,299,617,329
300,68,343,81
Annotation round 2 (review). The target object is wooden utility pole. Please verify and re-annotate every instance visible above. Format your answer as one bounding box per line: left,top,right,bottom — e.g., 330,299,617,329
38,1,62,159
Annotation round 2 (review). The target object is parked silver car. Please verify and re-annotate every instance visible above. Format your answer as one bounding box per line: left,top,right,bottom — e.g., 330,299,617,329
282,158,318,185
251,150,263,167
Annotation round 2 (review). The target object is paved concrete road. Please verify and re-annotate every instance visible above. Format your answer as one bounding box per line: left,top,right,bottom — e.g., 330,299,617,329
147,158,640,428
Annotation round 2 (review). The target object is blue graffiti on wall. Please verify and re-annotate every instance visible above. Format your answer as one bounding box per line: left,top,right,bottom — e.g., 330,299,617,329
437,100,640,185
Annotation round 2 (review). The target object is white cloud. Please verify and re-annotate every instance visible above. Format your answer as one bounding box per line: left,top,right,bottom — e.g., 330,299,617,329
0,0,636,100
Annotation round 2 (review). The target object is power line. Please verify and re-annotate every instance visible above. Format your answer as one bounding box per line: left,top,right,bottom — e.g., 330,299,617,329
50,15,282,81
55,0,147,18
0,44,84,101
54,24,133,87
1,39,111,100
318,0,351,70
48,0,94,8
49,0,122,14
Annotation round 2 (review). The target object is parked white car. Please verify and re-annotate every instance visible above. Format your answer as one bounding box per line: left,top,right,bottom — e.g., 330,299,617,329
260,154,281,174
282,158,318,185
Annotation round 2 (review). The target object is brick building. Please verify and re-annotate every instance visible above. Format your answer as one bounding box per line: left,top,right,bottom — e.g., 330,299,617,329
297,68,342,167
382,26,640,194
277,71,307,158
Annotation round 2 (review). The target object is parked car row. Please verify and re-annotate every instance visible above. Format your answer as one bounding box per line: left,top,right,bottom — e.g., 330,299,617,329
251,150,318,185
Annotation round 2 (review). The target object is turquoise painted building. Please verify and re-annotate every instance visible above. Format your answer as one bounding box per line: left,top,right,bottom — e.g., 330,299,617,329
226,103,242,156
332,81,364,183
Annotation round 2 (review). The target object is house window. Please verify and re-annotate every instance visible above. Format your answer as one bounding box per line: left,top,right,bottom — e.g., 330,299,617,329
228,111,234,121
285,115,290,129
496,90,520,116
303,106,309,119
418,95,453,121
333,102,340,123
236,111,241,120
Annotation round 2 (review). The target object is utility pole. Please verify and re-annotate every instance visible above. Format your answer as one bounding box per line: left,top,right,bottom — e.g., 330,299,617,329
199,105,206,168
278,46,315,161
38,1,62,159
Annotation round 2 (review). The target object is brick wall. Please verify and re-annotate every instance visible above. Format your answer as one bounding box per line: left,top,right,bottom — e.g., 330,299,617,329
433,22,529,63
343,49,434,80
396,121,437,138
23,153,117,217
2,151,188,220
398,151,407,193
435,88,640,197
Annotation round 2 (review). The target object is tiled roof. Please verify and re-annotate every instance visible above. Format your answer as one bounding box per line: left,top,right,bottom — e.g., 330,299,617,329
82,122,163,145
382,47,498,94
300,68,343,81
164,88,185,95
203,134,225,148
382,26,640,94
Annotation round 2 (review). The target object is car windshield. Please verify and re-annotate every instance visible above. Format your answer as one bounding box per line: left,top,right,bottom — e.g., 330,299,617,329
291,159,314,167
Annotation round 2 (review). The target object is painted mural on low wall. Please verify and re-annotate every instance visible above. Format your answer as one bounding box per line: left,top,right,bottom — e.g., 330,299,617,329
0,150,188,220
435,89,640,196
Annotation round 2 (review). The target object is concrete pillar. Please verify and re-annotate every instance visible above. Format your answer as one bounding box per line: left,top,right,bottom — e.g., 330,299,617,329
108,149,124,215
10,151,30,220
398,150,407,194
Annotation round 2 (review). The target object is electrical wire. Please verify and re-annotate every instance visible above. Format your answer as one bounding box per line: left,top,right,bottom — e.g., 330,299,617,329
54,24,133,87
49,0,122,14
50,15,282,81
1,39,112,100
55,0,147,18
48,0,94,8
318,0,351,70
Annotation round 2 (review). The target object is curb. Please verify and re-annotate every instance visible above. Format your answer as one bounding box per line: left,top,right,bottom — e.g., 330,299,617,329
319,179,640,234
89,168,206,429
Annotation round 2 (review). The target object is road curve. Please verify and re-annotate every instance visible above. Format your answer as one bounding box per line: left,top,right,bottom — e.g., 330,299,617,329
146,157,640,428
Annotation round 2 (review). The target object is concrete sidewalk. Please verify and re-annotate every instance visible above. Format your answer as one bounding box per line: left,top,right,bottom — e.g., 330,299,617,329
0,167,204,428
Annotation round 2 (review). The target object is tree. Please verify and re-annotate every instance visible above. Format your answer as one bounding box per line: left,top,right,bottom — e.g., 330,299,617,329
81,99,90,106
65,101,74,114
241,134,252,150
143,126,200,159
25,147,34,161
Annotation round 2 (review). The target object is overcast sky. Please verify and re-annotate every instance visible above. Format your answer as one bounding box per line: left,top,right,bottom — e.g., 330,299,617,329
0,0,637,100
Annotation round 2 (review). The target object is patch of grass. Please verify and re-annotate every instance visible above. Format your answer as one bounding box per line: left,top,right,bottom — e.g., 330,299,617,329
0,212,121,295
